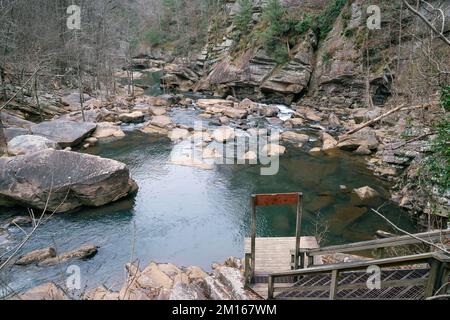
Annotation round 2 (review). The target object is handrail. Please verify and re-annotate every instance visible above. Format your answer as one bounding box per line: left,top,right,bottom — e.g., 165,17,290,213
268,252,450,299
296,230,450,268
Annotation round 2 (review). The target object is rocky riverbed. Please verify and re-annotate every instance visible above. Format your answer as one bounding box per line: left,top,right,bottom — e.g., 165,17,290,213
0,85,446,299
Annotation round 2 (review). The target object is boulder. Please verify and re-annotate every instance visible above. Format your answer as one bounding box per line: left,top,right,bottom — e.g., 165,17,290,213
262,144,286,156
224,108,248,119
149,106,167,116
281,132,309,145
219,116,230,125
309,147,322,156
85,286,120,300
197,99,234,109
31,121,97,148
1,112,34,129
39,244,98,266
137,263,174,290
338,129,379,151
169,128,190,141
354,145,372,155
284,118,304,128
321,132,338,151
18,283,67,300
7,135,59,156
0,149,138,213
239,98,257,110
15,247,57,266
92,123,126,139
212,127,235,143
261,106,279,117
149,116,173,128
353,186,380,201
118,111,145,124
61,93,92,109
5,127,30,142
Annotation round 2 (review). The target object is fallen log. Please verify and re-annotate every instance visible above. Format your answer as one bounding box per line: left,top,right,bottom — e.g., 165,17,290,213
345,102,436,136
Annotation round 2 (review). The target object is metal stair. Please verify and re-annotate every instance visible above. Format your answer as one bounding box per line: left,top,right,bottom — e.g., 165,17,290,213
275,269,430,300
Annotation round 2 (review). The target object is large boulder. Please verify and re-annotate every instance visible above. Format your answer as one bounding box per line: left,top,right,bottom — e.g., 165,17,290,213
281,132,309,145
118,111,145,124
7,135,59,156
0,149,138,213
5,127,30,142
31,121,97,148
149,116,173,129
338,129,379,151
92,123,126,139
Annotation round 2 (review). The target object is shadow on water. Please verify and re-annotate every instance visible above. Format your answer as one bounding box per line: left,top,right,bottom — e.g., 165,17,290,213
0,131,417,295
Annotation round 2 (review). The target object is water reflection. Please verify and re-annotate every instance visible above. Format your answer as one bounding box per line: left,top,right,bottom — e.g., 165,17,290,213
1,131,416,294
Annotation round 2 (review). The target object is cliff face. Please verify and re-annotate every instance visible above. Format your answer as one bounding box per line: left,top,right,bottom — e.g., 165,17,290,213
157,0,450,221
165,0,447,108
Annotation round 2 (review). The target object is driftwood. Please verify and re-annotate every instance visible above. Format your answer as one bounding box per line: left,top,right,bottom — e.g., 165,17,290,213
345,102,436,136
391,132,435,150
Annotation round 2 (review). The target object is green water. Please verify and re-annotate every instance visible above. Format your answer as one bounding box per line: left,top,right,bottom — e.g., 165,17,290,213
0,126,417,296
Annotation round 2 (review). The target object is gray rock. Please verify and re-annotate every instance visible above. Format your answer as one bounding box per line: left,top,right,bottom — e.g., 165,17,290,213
0,149,138,213
15,247,57,266
39,244,98,266
1,113,34,129
338,129,379,151
31,121,97,148
7,135,59,156
5,127,30,142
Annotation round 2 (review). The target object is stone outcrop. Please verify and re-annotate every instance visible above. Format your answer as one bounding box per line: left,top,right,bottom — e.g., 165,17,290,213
0,149,138,213
81,258,258,301
7,135,59,156
30,121,97,148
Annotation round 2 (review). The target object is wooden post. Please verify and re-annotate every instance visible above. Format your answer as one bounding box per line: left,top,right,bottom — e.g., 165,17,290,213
250,195,257,282
268,275,274,300
329,270,339,300
425,259,440,298
294,193,303,270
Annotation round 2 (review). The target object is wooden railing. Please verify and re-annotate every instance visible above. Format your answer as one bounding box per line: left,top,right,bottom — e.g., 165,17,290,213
292,229,450,269
268,252,450,300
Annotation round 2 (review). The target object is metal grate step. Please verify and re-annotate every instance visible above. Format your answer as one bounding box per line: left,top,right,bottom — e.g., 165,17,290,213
275,269,431,300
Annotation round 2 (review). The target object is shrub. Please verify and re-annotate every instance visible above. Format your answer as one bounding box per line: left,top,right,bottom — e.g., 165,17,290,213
316,0,348,40
144,28,163,46
441,85,450,111
234,0,253,33
419,86,450,195
295,14,313,35
343,28,355,38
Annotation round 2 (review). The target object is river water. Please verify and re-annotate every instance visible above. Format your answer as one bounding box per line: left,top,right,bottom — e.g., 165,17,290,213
0,106,417,297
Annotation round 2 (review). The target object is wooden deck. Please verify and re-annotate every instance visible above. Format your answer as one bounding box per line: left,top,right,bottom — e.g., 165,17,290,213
244,237,321,298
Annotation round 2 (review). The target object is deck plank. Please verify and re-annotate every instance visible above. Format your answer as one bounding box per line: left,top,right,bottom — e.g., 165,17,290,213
244,237,320,275
244,237,321,298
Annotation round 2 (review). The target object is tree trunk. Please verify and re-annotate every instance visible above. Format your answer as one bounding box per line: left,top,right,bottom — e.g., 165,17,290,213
0,114,7,155
34,73,43,121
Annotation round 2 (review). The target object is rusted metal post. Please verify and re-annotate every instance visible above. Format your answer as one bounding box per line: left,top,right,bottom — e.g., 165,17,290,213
250,194,257,283
294,193,303,270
